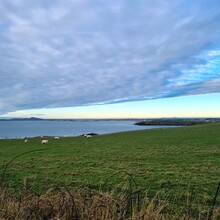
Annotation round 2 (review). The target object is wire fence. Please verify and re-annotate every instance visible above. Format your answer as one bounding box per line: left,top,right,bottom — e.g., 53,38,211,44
1,150,220,219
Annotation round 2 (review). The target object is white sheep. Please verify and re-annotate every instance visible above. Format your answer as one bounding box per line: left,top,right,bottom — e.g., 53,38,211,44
24,139,28,143
41,140,48,144
54,137,60,140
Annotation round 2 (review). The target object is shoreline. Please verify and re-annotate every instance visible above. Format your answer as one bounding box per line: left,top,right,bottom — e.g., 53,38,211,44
0,125,179,140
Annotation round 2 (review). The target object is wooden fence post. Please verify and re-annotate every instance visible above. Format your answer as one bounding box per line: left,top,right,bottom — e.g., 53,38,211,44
208,182,220,220
24,177,29,190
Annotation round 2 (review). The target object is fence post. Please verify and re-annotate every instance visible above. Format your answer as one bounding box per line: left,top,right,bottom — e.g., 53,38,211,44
24,177,29,190
186,186,194,220
208,182,220,220
129,175,133,217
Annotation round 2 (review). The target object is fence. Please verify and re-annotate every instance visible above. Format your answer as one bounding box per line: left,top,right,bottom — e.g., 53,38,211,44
1,150,220,219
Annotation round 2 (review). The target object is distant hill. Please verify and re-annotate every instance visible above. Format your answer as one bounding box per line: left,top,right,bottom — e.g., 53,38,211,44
0,117,44,121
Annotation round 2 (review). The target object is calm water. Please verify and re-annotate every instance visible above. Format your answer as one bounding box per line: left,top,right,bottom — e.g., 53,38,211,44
0,120,173,139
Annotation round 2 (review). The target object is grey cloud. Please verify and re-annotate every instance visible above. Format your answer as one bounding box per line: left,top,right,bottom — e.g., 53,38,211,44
0,0,220,114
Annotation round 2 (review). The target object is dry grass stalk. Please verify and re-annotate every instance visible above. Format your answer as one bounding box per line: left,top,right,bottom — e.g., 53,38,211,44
0,186,219,220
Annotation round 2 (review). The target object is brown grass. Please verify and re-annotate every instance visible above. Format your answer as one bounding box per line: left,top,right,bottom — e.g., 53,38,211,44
0,185,219,220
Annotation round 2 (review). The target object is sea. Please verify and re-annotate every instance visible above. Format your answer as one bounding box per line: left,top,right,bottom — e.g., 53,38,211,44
0,120,174,139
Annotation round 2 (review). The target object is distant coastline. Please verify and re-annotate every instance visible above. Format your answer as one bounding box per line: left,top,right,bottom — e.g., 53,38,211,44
0,117,142,122
0,117,220,125
135,118,220,126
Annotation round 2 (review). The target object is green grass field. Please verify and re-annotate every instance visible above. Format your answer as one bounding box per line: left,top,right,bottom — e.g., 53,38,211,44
1,123,220,203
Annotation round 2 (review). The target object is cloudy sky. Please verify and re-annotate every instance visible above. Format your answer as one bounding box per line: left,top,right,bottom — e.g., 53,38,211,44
0,0,220,118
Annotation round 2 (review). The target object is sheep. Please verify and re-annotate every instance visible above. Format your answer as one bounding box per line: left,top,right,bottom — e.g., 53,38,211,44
24,139,28,143
41,140,48,144
54,137,60,140
86,135,92,138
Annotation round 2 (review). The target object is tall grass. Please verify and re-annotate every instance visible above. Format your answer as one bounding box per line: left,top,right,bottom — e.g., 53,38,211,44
0,183,220,219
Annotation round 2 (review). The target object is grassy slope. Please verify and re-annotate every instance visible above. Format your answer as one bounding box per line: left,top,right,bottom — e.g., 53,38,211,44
0,123,220,200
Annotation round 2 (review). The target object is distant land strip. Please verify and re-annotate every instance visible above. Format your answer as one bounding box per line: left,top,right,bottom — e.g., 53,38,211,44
0,117,220,126
135,118,220,126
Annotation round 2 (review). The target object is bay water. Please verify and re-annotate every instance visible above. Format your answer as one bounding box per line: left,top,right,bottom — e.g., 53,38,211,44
0,120,173,139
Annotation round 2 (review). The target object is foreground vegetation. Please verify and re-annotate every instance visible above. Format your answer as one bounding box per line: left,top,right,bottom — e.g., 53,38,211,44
1,123,220,218
1,185,220,219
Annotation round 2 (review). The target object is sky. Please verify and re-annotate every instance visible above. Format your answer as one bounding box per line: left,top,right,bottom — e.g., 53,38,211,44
0,0,220,119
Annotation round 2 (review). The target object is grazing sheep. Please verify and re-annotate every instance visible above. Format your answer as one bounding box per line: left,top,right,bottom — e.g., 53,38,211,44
86,135,92,138
24,139,28,143
41,140,48,144
54,137,60,140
